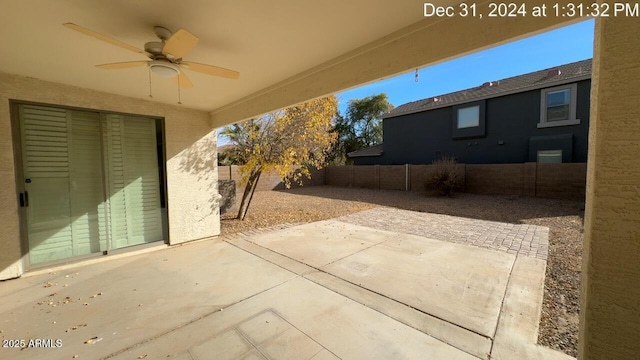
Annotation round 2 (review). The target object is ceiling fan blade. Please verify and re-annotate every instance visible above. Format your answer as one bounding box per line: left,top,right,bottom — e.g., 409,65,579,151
181,61,240,80
172,72,194,88
96,61,148,70
63,23,151,57
163,29,199,59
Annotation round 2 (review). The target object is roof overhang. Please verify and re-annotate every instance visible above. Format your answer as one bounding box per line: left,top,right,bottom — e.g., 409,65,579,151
0,1,584,128
348,144,384,158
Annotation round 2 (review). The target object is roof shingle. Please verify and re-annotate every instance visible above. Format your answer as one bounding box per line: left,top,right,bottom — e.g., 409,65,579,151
383,59,592,119
347,144,384,158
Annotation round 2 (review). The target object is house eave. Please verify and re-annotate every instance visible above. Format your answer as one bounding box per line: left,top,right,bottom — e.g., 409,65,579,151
382,74,592,119
347,153,383,158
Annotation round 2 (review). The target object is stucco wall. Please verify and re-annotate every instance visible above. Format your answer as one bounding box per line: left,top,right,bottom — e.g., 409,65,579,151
580,18,640,359
0,72,219,280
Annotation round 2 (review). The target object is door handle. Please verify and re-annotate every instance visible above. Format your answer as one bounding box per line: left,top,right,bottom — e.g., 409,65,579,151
19,191,29,207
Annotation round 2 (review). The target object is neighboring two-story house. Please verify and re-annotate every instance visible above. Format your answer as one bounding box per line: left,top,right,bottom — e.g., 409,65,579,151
349,59,592,165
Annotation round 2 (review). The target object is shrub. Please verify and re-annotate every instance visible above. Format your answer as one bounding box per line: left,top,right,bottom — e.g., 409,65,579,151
424,156,462,196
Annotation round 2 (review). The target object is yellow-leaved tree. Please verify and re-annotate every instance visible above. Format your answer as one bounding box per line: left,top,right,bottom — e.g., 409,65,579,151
221,96,338,220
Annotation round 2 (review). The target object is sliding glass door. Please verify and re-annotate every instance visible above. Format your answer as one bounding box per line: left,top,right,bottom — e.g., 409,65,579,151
19,104,165,265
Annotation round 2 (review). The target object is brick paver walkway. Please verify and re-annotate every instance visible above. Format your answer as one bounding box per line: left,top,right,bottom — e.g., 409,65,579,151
337,207,549,260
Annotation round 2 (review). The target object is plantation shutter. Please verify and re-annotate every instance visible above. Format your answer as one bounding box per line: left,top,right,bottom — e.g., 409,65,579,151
20,104,164,264
21,105,75,263
68,110,108,255
102,114,163,249
102,114,128,249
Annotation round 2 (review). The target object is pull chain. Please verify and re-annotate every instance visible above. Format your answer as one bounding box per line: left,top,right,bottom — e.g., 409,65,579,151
148,67,153,98
415,69,419,83
177,75,182,105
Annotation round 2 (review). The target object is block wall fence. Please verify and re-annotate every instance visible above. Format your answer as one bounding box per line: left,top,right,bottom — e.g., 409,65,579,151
218,166,325,193
219,163,587,200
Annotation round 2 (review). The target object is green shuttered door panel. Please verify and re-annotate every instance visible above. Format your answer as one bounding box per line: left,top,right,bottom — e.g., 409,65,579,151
21,105,75,264
103,114,163,249
122,116,163,245
69,110,108,256
20,104,164,265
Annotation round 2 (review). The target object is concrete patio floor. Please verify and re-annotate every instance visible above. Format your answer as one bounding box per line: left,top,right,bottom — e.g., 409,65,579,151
0,211,574,360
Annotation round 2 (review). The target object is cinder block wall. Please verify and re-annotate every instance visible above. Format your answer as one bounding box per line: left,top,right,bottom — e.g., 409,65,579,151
409,165,428,192
219,165,326,193
537,163,587,199
325,166,352,187
465,164,525,195
322,163,586,199
379,165,406,190
353,166,377,188
219,163,587,200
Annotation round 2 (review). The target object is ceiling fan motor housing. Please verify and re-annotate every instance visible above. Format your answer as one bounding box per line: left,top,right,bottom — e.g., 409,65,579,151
153,26,173,41
144,41,165,56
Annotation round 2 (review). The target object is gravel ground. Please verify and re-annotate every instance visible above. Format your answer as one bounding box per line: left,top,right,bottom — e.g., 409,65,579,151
221,186,584,357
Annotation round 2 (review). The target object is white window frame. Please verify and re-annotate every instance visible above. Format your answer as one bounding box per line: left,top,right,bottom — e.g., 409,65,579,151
538,83,580,128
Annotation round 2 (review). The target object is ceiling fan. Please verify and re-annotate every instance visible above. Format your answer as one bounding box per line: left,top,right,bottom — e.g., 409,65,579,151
63,23,240,89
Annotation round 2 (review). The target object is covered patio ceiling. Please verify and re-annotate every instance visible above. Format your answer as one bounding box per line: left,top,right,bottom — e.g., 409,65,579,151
0,0,579,126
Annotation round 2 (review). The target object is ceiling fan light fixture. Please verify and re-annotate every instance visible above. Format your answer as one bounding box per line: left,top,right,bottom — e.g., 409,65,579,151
149,61,180,78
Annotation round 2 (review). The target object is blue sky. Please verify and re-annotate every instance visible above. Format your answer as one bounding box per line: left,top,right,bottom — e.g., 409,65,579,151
336,19,594,115
219,19,594,145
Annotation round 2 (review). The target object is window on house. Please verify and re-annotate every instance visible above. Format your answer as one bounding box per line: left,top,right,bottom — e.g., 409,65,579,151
538,84,580,128
452,100,485,139
537,149,563,163
457,105,480,129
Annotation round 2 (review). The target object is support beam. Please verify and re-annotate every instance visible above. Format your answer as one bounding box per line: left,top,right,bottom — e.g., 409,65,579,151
211,1,581,127
579,17,640,359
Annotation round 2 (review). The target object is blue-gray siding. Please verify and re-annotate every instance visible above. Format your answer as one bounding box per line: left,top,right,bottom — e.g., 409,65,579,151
355,80,590,165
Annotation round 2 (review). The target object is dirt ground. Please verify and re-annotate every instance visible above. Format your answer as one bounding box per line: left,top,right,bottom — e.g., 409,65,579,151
221,186,584,357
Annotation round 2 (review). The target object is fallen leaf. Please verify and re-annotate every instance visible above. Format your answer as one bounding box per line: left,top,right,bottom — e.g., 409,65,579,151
84,337,102,344
65,324,87,333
